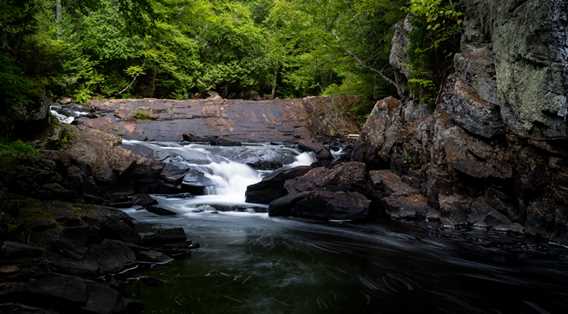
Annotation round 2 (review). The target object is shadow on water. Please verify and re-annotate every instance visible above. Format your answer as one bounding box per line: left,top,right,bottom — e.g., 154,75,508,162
126,209,568,314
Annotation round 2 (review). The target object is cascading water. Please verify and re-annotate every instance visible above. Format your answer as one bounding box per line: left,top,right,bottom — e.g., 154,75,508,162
121,140,316,213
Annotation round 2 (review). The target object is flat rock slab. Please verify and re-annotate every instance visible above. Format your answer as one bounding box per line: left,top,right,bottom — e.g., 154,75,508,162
83,97,360,143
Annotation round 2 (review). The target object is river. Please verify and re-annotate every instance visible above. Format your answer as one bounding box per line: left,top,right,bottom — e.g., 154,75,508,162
120,141,568,314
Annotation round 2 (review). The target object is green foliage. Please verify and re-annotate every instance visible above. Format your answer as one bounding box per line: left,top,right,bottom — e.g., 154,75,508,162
407,0,463,106
0,139,39,166
2,0,443,123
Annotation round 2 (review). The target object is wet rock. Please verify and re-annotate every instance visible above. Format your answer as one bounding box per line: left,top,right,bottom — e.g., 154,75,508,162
182,133,241,146
135,250,174,265
131,194,158,208
269,191,371,221
0,273,128,314
246,160,283,171
140,227,187,246
0,303,58,314
298,140,331,160
0,242,44,259
182,169,214,195
160,162,189,183
86,240,137,274
245,166,312,204
146,206,177,216
82,281,124,314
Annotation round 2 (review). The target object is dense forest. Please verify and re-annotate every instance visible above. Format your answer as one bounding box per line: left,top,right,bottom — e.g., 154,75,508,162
1,0,462,127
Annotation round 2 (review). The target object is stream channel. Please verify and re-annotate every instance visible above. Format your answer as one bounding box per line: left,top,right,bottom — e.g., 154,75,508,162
120,140,568,314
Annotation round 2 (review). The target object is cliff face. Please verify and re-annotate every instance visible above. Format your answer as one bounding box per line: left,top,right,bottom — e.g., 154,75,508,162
356,0,568,240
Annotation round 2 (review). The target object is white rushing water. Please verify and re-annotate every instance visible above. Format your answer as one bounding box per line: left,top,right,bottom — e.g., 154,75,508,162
50,105,90,124
122,140,317,211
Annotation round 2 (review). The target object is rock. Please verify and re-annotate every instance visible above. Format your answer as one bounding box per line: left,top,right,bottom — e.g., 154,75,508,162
86,240,136,274
87,96,359,143
301,96,361,139
182,133,241,146
0,242,44,259
370,170,419,196
370,170,433,220
245,166,312,204
246,160,283,171
298,141,331,160
434,126,513,180
390,16,413,79
285,162,369,195
383,194,432,220
146,206,177,216
160,162,189,183
135,250,174,265
483,0,568,140
269,191,371,221
82,281,124,314
38,183,75,200
131,194,158,208
0,303,58,314
140,227,187,246
181,169,214,195
0,273,127,314
440,75,504,139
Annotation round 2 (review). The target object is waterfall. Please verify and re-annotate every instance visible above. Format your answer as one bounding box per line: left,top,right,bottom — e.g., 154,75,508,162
122,140,316,210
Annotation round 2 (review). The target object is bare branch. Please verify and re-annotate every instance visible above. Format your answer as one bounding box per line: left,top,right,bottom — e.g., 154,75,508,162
332,31,404,98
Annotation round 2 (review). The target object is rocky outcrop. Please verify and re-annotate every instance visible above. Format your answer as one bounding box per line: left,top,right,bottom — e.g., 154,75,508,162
0,196,195,313
245,166,312,204
356,0,568,241
83,96,360,143
267,162,376,221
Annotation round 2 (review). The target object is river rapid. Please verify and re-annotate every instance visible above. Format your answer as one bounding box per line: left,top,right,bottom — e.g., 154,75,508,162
120,141,568,314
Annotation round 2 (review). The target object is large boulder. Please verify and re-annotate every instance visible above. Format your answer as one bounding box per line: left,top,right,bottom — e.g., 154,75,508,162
284,162,370,195
266,162,374,221
269,191,371,221
245,166,312,204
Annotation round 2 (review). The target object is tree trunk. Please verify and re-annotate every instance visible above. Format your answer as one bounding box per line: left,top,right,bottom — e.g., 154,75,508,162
150,66,158,97
55,0,62,37
271,67,279,99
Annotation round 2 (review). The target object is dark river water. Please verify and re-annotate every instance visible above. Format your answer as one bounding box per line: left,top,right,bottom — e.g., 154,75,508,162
125,209,568,314
119,140,568,314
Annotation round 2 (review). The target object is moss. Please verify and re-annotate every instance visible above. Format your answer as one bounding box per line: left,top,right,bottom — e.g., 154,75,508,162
132,108,158,121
